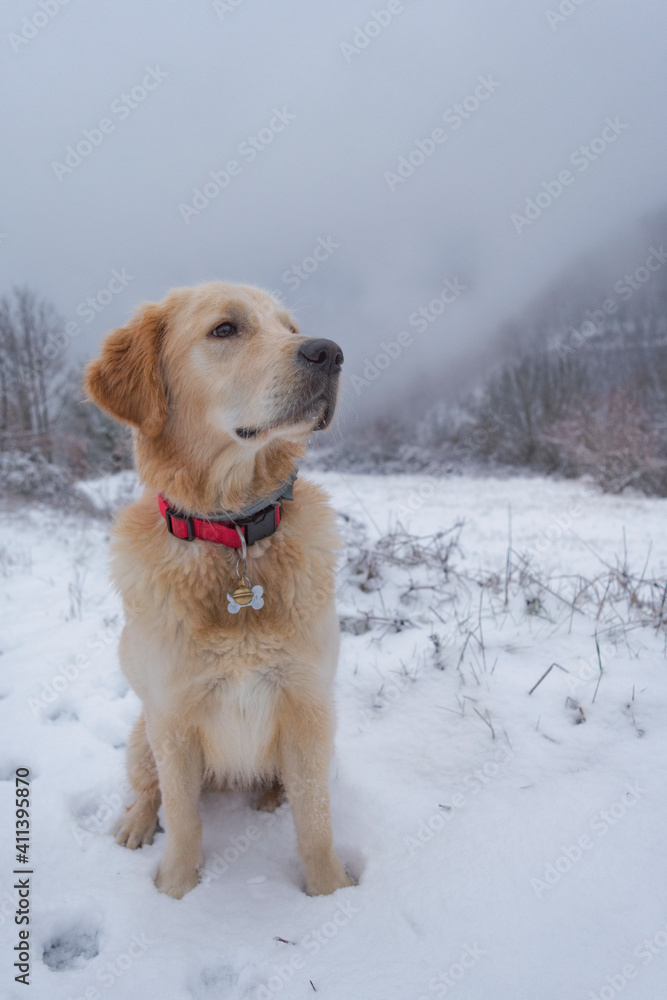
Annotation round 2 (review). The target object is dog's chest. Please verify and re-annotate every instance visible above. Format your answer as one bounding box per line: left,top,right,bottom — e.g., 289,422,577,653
158,538,328,655
197,668,281,783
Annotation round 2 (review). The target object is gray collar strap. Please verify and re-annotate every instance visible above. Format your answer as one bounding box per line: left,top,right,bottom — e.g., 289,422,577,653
221,468,298,520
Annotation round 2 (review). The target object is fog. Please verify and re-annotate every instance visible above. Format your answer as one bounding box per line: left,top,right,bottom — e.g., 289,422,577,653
2,0,666,422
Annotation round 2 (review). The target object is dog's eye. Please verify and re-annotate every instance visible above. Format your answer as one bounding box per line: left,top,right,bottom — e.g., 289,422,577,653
289,325,298,334
209,322,238,338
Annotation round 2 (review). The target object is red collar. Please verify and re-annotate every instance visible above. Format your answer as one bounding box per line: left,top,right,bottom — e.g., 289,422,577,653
157,471,297,547
158,494,283,547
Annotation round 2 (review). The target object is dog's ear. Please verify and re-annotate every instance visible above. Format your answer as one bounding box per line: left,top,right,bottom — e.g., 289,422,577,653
85,303,167,437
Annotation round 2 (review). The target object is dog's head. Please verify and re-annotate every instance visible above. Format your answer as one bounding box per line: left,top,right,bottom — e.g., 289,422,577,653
84,283,343,508
85,282,343,444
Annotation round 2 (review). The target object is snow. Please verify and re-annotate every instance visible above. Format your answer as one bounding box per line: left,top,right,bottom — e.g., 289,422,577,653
1,471,667,1000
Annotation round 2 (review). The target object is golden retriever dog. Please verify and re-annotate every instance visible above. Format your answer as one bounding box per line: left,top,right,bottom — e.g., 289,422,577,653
85,282,353,899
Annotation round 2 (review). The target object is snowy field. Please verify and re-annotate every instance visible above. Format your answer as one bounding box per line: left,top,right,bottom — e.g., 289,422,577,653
1,471,667,1000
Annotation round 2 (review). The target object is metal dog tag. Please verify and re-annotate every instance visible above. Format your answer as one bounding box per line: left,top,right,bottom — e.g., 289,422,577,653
227,527,264,613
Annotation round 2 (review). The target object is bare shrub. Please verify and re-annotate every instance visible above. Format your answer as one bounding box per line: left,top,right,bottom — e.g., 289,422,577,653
542,388,667,494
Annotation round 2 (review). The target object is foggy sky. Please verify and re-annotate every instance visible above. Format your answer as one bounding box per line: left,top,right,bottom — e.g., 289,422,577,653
2,0,667,424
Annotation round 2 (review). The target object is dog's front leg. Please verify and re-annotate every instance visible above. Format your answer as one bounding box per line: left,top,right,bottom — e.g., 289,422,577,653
150,718,203,899
279,698,353,896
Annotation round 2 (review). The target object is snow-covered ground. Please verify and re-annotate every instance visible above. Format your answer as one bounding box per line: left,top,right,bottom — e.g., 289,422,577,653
1,471,667,1000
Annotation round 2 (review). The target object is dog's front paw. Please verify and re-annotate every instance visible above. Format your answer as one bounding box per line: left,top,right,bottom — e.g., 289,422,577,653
154,860,200,899
305,856,356,896
113,799,158,850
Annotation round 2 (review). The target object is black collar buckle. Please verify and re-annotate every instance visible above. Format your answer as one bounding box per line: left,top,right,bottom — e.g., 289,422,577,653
164,505,196,541
242,504,278,546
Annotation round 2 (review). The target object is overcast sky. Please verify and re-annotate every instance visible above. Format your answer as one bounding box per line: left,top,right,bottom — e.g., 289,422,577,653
2,0,666,422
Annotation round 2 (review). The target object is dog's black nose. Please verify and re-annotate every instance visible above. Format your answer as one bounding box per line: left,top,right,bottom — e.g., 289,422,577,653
297,338,344,375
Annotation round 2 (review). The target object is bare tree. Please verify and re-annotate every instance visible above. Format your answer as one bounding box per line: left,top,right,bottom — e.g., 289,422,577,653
0,287,69,456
